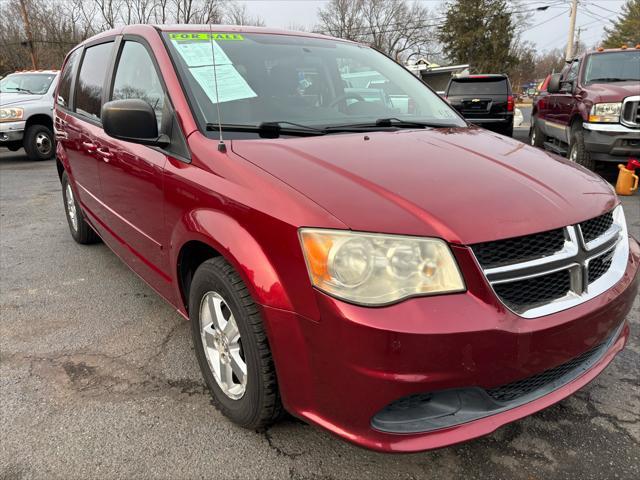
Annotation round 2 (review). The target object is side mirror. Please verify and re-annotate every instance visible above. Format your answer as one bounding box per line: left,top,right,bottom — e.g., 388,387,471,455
102,99,169,147
560,79,574,93
547,73,562,94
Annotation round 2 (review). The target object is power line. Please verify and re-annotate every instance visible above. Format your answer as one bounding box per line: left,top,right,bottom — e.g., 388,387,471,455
521,8,569,32
314,3,567,36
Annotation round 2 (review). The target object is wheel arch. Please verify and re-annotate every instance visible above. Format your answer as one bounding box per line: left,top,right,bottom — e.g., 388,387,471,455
172,210,294,315
24,113,53,132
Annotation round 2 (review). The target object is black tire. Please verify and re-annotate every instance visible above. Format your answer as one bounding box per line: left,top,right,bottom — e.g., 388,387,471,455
529,117,544,147
569,125,595,171
23,124,55,161
61,171,100,244
6,141,22,152
502,122,514,137
190,257,283,430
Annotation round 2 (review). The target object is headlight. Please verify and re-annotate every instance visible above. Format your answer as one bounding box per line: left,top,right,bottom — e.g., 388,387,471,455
0,107,24,122
299,229,465,305
589,102,621,123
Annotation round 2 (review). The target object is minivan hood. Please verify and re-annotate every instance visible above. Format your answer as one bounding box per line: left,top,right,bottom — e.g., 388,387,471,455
231,127,617,245
0,92,43,106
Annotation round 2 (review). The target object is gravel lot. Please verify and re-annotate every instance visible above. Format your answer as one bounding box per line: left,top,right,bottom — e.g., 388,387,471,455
1,143,639,480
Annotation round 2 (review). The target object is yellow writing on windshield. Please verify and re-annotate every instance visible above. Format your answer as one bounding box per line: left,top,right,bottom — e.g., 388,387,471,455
168,33,244,42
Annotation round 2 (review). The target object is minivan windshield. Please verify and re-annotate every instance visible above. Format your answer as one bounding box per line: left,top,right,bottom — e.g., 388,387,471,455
163,31,466,134
0,73,56,95
583,51,640,84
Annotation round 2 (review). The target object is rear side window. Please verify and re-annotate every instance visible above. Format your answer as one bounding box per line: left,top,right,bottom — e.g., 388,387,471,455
111,41,165,128
448,79,508,96
57,49,81,108
75,42,114,121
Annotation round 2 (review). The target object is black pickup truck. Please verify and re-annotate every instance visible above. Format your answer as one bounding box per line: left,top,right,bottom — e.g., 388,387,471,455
445,74,514,137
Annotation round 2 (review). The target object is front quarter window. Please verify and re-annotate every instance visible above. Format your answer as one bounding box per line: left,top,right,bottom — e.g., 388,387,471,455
163,31,465,136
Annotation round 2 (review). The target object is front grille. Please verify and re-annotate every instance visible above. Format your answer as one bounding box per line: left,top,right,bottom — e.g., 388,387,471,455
471,207,624,318
580,211,613,244
588,253,613,284
472,228,565,268
622,98,639,127
486,339,605,403
493,269,571,310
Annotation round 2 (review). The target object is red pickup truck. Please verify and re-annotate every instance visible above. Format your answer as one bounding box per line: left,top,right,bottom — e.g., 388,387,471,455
530,47,640,170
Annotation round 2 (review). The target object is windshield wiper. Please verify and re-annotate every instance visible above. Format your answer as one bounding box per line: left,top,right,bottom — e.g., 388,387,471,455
324,118,458,132
5,87,35,94
205,121,326,138
256,121,326,138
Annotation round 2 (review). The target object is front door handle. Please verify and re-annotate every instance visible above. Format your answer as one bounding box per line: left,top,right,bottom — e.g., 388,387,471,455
96,147,113,161
82,141,97,152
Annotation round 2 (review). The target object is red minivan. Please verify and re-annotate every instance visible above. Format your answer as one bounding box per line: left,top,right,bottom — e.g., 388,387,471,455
54,25,639,453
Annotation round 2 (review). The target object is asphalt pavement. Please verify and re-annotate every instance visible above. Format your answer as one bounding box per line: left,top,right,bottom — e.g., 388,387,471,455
1,138,639,479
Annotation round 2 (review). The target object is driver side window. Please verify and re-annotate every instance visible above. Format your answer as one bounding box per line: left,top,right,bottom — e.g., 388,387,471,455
111,41,165,129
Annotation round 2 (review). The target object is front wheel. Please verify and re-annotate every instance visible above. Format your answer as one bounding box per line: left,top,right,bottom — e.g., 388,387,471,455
190,257,283,430
569,126,595,171
23,124,54,161
529,118,544,148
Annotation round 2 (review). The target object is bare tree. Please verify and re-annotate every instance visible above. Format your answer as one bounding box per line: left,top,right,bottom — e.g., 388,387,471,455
317,0,366,41
226,2,265,27
317,0,438,62
0,0,271,75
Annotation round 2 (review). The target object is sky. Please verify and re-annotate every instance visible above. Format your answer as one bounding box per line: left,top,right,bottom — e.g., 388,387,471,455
236,0,628,53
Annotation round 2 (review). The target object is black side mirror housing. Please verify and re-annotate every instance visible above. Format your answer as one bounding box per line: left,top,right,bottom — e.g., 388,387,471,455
547,73,562,94
102,99,169,147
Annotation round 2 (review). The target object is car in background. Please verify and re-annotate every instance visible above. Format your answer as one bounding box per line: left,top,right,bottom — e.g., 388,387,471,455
444,74,514,136
0,70,59,160
530,47,640,170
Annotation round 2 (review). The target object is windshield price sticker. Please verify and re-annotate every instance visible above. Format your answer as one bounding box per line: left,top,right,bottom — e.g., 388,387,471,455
170,33,256,104
169,33,244,42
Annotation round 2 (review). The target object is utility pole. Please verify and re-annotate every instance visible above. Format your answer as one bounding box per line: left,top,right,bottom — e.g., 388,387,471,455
18,0,38,70
574,27,582,56
565,0,578,60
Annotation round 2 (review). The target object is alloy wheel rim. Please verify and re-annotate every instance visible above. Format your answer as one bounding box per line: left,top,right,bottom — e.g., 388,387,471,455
35,132,52,155
530,130,536,145
199,291,247,400
569,145,578,162
65,184,78,232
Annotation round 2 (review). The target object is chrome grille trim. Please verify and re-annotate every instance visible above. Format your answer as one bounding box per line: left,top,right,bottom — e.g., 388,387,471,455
621,95,639,128
473,206,629,319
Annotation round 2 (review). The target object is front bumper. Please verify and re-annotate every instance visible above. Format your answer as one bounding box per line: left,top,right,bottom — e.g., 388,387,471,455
583,122,640,162
263,238,639,452
0,120,26,143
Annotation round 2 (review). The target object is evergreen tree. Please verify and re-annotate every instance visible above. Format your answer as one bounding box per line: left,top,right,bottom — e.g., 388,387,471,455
438,0,518,73
602,0,640,48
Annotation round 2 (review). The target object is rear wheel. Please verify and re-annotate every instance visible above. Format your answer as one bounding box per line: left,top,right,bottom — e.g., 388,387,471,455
190,257,283,430
61,171,100,244
569,125,595,171
23,124,54,161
